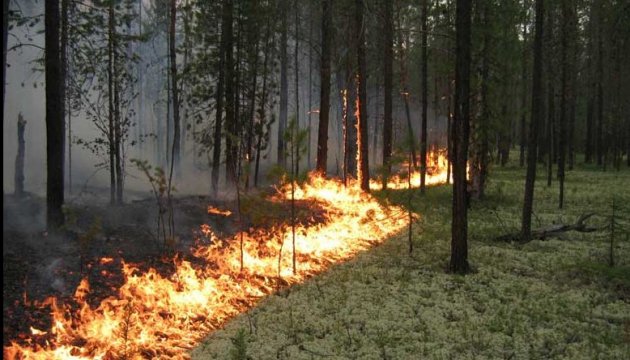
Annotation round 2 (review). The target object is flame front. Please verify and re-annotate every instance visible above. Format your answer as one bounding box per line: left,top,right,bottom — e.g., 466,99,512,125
4,175,408,360
371,149,452,190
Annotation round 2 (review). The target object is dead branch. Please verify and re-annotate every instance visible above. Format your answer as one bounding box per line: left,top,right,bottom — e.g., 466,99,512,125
496,213,601,242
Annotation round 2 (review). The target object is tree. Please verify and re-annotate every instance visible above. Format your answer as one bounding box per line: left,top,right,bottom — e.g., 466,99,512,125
419,0,429,194
355,0,369,192
212,0,230,196
46,0,65,229
450,0,471,274
277,7,288,168
522,0,544,242
316,0,332,175
382,0,393,186
169,0,181,177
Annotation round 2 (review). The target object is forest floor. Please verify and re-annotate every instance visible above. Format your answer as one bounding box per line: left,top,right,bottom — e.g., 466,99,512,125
2,184,325,347
192,162,630,359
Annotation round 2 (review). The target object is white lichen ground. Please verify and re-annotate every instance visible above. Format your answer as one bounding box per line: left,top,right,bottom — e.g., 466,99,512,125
193,165,630,359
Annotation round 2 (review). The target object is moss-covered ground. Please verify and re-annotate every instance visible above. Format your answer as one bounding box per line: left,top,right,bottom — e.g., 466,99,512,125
193,161,630,359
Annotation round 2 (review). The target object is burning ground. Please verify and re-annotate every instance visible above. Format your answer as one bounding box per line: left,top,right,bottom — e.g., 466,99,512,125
3,176,408,359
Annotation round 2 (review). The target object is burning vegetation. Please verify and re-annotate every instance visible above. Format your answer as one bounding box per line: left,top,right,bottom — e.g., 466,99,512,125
4,173,425,359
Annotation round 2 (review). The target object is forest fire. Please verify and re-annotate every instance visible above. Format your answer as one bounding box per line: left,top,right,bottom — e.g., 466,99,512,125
371,149,451,190
4,175,407,360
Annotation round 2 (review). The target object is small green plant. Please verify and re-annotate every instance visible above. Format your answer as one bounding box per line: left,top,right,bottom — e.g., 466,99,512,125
229,328,249,360
131,159,177,252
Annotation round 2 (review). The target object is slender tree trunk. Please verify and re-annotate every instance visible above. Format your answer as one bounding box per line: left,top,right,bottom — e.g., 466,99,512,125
446,77,453,183
316,0,332,175
307,0,313,170
223,0,236,186
254,13,272,188
170,0,181,177
397,22,417,167
420,0,428,193
522,0,544,242
212,1,230,196
108,1,116,205
520,24,529,168
596,2,603,167
14,114,26,197
61,0,70,194
355,0,369,192
2,0,9,119
46,0,65,228
558,0,572,209
382,0,394,184
547,84,554,187
278,11,288,168
450,0,471,274
294,0,300,176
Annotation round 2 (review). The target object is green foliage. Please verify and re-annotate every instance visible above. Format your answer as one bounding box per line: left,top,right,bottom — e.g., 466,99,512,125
229,328,249,360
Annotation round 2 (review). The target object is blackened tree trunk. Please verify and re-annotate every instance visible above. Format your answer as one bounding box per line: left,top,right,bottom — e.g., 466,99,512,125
316,0,332,175
170,0,181,177
212,0,230,196
382,0,394,185
14,114,26,197
355,0,369,192
245,0,260,190
2,0,8,114
278,11,288,168
558,0,573,209
450,0,471,274
522,0,544,242
420,0,428,194
519,23,529,168
108,1,116,205
46,0,65,228
595,1,603,167
294,0,300,176
223,0,236,185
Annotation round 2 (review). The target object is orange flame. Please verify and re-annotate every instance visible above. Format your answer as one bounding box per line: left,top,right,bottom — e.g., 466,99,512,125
371,149,453,190
207,206,232,217
4,175,407,359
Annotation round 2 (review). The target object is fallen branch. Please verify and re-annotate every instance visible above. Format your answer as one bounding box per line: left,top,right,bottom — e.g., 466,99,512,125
496,213,601,242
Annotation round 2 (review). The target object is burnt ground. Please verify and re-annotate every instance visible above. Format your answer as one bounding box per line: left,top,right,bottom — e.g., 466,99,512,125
2,188,327,347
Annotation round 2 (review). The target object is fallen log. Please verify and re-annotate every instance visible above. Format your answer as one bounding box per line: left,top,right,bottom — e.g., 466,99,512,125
496,213,601,242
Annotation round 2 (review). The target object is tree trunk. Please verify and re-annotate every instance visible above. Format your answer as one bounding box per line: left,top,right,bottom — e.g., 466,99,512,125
316,0,332,175
382,0,394,184
420,0,428,194
558,0,573,209
294,0,300,176
14,114,26,197
278,11,288,168
170,0,181,178
355,0,369,192
519,24,528,168
46,0,65,228
450,0,471,274
522,0,544,242
595,1,603,167
108,1,116,205
223,0,236,186
307,0,313,170
212,0,230,196
2,0,9,119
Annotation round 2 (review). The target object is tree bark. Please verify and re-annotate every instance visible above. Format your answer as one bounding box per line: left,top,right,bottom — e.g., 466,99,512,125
278,10,288,168
170,0,181,177
316,0,332,175
420,0,428,194
46,0,65,228
522,0,544,242
355,0,369,192
450,0,471,274
223,0,236,186
108,1,116,205
382,0,394,184
14,114,26,197
212,0,230,196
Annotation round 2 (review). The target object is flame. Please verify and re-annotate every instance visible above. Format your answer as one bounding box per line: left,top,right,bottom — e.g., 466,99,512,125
99,257,114,265
4,175,407,359
371,149,453,190
207,206,232,217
